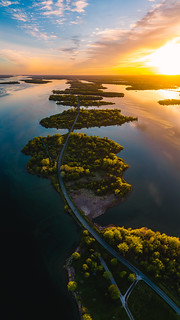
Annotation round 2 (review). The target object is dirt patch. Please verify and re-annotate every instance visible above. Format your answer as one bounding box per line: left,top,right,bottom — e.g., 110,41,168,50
69,188,122,219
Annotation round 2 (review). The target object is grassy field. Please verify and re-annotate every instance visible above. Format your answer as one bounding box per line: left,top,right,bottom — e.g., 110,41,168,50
128,281,180,320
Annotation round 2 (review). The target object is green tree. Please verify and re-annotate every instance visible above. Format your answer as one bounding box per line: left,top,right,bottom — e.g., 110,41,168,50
83,264,89,271
128,273,136,282
108,284,120,300
111,258,118,266
67,281,77,292
117,242,129,254
72,252,80,260
82,314,92,320
120,271,127,278
84,272,90,278
41,158,50,166
103,271,112,280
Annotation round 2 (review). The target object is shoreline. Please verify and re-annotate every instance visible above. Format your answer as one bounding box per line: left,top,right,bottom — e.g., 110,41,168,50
69,188,124,219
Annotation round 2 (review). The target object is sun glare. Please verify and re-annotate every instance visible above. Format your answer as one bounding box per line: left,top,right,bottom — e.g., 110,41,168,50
146,39,180,75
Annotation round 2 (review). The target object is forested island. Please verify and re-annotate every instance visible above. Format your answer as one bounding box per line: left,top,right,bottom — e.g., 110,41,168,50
22,132,131,218
50,95,114,107
22,79,51,84
158,99,180,105
40,109,137,130
52,80,124,97
0,81,20,84
48,80,124,107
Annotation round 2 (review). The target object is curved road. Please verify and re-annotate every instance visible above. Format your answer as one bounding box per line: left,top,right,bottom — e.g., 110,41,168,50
99,256,134,320
57,101,180,316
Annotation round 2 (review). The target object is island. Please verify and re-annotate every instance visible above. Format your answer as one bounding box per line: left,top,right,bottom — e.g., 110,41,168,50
49,94,114,107
52,80,124,97
22,78,52,84
158,99,180,105
40,109,137,130
0,81,20,84
22,132,131,218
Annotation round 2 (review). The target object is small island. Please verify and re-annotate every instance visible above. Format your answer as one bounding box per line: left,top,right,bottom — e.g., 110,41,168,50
40,109,137,130
0,81,20,84
158,99,180,105
22,132,131,218
49,94,114,107
52,80,124,97
22,78,51,84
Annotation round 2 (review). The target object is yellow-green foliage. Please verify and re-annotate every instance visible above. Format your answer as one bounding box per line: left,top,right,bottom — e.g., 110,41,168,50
108,284,120,300
82,314,92,320
40,108,137,130
128,273,136,282
22,132,131,197
21,134,63,177
67,281,77,292
72,252,81,260
103,226,180,295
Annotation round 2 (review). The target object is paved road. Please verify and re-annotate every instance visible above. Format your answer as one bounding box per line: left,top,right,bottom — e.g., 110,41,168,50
123,278,139,304
57,99,180,316
99,256,134,320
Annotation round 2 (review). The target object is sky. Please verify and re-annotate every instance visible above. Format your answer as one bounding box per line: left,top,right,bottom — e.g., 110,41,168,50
0,0,180,75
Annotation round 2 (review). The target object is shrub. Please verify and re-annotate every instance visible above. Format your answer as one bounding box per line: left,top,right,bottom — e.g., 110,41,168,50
67,281,77,292
72,252,81,260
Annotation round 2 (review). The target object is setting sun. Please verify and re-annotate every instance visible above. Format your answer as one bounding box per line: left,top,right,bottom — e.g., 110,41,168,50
145,39,180,75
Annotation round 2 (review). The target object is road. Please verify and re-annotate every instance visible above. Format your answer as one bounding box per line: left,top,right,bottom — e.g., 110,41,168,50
123,278,139,305
99,256,134,320
57,98,180,316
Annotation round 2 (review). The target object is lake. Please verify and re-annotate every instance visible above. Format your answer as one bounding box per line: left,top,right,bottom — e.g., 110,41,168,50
0,77,180,319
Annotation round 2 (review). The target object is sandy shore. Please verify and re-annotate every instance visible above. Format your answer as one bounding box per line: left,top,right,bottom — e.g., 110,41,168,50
70,188,122,219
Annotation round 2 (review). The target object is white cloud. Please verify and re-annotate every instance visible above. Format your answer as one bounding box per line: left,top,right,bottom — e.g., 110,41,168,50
41,0,53,10
23,25,57,40
56,17,66,24
0,0,19,6
71,0,88,13
12,9,28,22
40,0,64,16
39,0,89,16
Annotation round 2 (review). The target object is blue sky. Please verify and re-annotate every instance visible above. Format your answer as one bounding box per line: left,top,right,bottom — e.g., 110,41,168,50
0,0,180,74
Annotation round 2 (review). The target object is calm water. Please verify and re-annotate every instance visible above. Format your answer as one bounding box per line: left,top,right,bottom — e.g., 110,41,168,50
0,77,180,319
0,78,80,320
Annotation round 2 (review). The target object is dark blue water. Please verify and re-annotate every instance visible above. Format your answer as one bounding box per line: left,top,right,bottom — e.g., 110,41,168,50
0,80,80,320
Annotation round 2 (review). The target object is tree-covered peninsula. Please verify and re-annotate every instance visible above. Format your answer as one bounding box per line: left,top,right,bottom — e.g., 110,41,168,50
102,226,180,299
22,132,131,218
40,109,137,130
67,229,180,320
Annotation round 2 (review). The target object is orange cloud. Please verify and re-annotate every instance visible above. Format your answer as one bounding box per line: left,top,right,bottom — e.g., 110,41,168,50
80,0,180,73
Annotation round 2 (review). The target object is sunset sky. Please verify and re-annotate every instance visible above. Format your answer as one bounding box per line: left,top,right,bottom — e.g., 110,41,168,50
1,0,180,75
